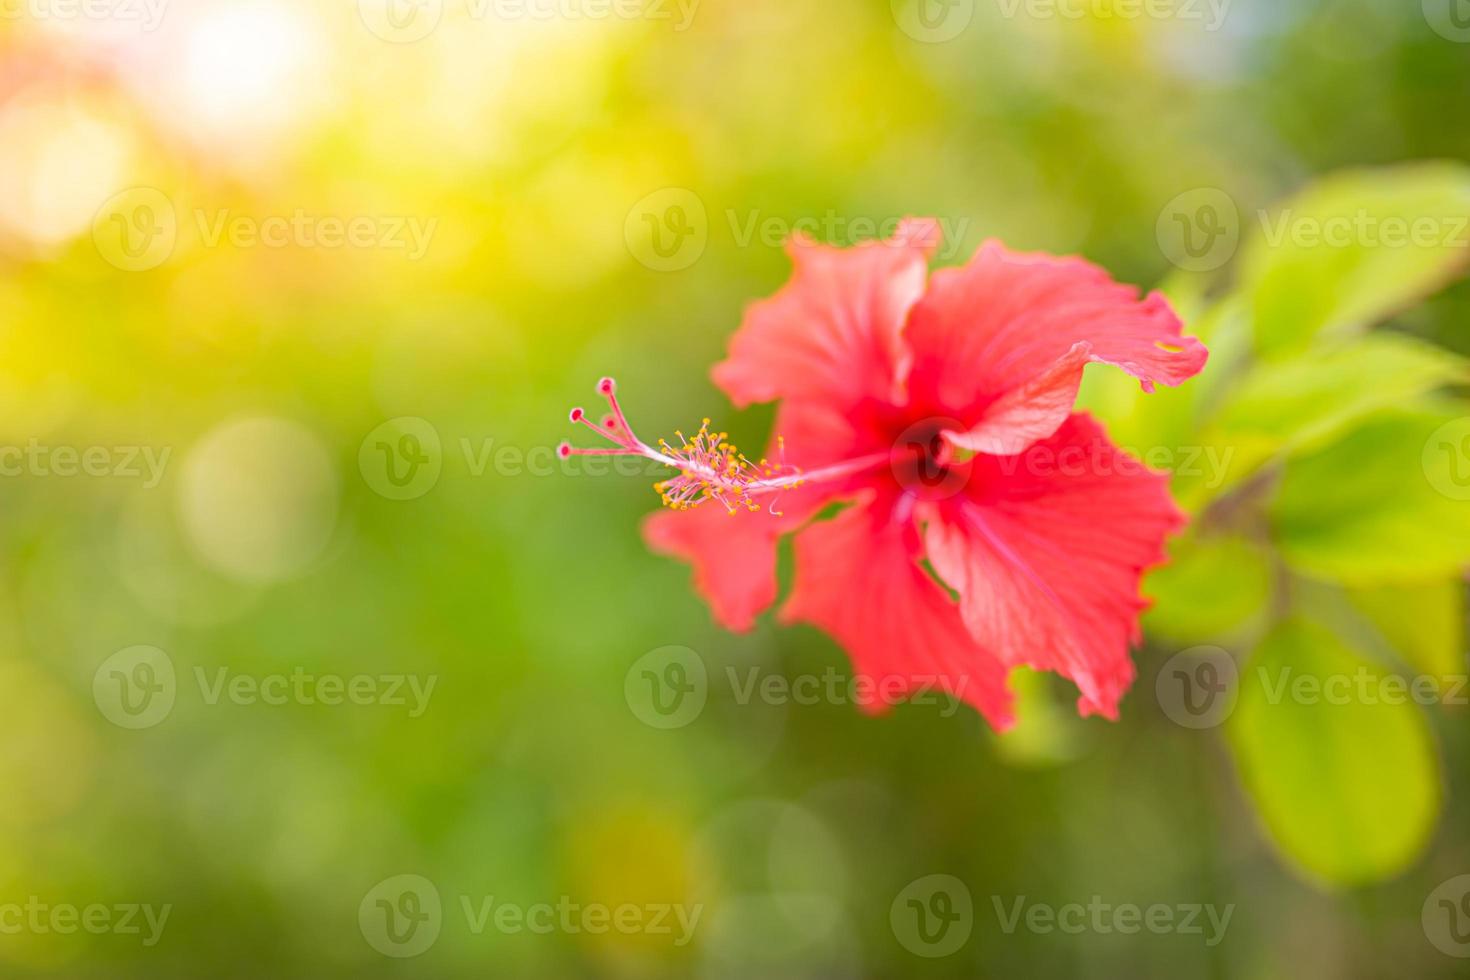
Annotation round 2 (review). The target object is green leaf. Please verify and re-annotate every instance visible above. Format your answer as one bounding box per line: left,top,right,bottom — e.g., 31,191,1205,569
1228,619,1441,886
1349,581,1466,681
1171,431,1278,513
1208,332,1467,459
1143,534,1273,644
1242,163,1470,355
1271,405,1470,584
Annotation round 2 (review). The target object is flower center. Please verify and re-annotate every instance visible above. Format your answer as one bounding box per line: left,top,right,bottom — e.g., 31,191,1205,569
888,418,971,501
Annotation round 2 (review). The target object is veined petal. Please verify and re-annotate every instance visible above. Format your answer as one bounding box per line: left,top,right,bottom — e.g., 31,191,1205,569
780,495,1015,730
711,218,941,412
923,414,1182,719
907,240,1206,452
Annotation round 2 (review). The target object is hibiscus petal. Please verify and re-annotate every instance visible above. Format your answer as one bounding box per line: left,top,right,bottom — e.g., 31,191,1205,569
779,495,1015,730
945,341,1093,455
711,217,941,411
906,240,1206,452
643,503,790,632
923,414,1182,719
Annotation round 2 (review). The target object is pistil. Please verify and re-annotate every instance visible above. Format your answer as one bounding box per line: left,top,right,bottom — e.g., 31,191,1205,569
559,377,886,515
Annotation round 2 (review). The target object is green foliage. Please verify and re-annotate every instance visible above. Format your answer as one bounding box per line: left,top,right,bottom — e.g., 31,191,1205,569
1143,534,1272,645
1128,162,1470,889
1211,334,1467,464
1349,581,1466,682
1228,620,1441,887
1241,164,1470,356
1272,408,1470,584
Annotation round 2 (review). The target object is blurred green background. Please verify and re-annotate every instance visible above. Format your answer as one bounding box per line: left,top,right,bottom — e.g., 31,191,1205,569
1,0,1469,976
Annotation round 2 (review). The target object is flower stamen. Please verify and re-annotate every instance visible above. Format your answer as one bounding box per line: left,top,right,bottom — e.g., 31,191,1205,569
560,377,886,515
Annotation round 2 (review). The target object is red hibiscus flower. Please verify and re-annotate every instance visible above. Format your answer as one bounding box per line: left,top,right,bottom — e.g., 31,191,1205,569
562,218,1207,730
